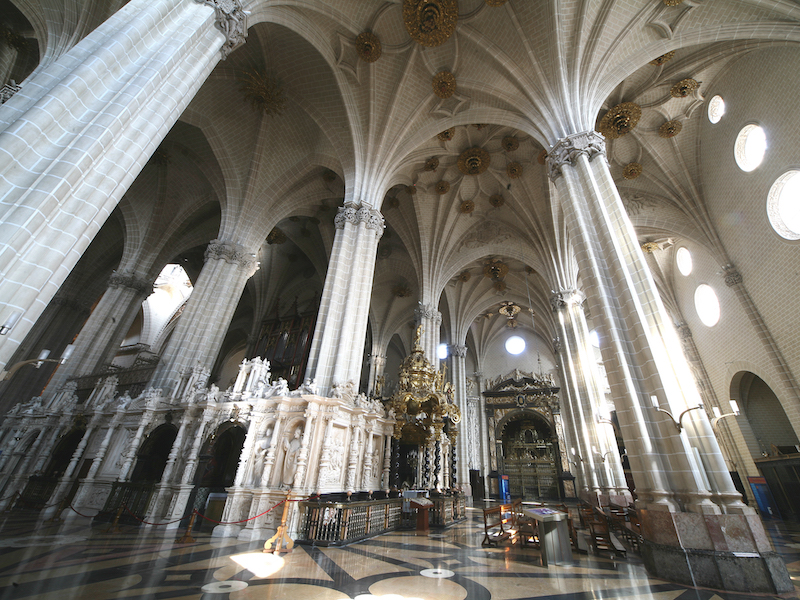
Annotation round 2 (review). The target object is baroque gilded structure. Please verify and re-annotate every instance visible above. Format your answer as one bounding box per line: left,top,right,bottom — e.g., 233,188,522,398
1,0,800,593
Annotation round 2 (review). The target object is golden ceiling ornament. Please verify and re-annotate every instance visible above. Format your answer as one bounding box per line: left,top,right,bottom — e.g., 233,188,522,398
641,242,660,253
432,71,456,99
424,156,440,171
537,149,548,165
402,0,458,47
650,51,676,66
322,169,337,183
485,0,507,5
393,284,413,297
483,258,509,280
659,120,682,138
267,227,287,245
597,102,642,139
459,199,475,214
458,270,471,282
663,0,684,6
438,127,455,141
506,318,519,328
457,146,491,175
489,193,505,207
355,31,382,62
506,161,523,178
435,180,450,194
623,162,643,179
498,301,520,319
406,185,417,195
472,123,487,130
239,69,286,117
502,136,519,152
670,78,699,98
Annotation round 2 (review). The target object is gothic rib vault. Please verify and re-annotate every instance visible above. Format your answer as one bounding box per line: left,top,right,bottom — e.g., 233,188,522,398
1,0,800,594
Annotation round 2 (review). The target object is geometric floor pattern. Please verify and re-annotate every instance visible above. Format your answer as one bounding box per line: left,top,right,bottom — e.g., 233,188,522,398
0,508,798,600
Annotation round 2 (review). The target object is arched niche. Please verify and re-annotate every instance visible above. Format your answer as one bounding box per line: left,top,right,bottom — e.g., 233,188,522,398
130,423,178,484
495,409,559,500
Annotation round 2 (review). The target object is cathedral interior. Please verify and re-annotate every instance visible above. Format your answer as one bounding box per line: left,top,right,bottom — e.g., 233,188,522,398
1,0,800,598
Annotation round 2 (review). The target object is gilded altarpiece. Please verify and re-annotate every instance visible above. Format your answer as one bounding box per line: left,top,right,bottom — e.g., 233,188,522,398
483,371,566,500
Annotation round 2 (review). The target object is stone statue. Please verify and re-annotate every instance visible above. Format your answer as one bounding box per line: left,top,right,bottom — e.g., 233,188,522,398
281,427,302,488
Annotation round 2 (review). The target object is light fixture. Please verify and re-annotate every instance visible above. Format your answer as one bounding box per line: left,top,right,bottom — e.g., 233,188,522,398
0,311,22,335
711,400,741,430
650,394,704,432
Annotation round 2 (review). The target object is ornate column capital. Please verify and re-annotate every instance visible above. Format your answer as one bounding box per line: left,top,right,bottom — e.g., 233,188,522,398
722,264,743,287
415,303,442,323
195,0,248,59
205,239,259,275
546,131,606,182
334,204,385,238
676,323,693,340
549,288,585,311
108,271,154,295
451,344,468,358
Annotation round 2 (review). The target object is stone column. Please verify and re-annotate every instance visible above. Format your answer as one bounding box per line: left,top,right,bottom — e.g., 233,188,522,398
547,131,789,593
292,405,318,493
345,421,362,493
151,240,258,394
45,272,153,398
72,405,126,507
0,0,236,369
415,303,442,363
117,393,159,482
474,371,490,497
367,353,387,396
305,205,384,395
550,288,628,503
42,420,98,518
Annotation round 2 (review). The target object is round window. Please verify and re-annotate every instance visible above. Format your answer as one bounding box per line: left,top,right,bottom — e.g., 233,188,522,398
767,170,800,240
734,124,767,172
694,284,721,327
707,95,725,124
676,247,692,276
505,336,526,355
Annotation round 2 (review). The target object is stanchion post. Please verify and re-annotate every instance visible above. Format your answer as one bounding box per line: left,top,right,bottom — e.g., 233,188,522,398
46,497,67,523
264,489,294,554
3,491,20,513
177,510,197,544
106,504,125,534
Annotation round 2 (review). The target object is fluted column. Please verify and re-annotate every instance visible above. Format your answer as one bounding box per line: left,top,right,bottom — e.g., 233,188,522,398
45,272,153,398
0,0,234,369
551,288,628,502
292,405,318,492
305,205,384,395
547,131,738,513
415,304,442,363
151,240,258,394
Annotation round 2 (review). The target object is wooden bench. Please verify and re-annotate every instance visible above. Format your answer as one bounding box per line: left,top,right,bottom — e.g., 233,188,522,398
512,499,539,547
481,504,516,546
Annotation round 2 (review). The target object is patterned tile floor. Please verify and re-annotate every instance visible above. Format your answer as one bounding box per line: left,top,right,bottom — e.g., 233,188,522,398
0,508,798,600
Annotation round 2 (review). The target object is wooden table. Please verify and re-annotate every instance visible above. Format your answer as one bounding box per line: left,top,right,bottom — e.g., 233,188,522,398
524,507,572,566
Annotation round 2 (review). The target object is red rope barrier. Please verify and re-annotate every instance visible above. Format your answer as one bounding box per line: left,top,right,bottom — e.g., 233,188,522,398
121,504,190,527
68,504,104,519
194,493,320,526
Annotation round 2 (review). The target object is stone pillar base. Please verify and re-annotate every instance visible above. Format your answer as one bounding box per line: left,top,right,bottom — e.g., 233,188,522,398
639,509,792,593
212,524,243,538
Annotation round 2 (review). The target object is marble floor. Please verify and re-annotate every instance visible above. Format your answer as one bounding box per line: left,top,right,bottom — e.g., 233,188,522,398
0,507,798,600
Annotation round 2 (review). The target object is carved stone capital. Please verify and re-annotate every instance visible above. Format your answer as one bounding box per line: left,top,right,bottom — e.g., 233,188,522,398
334,205,385,238
205,239,259,275
549,288,585,311
722,264,742,287
195,0,248,59
676,323,693,340
108,271,153,295
546,131,606,182
451,344,468,358
415,303,442,323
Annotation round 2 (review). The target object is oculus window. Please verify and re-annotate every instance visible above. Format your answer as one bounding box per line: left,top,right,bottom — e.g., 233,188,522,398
694,284,721,327
734,124,766,172
767,170,800,240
